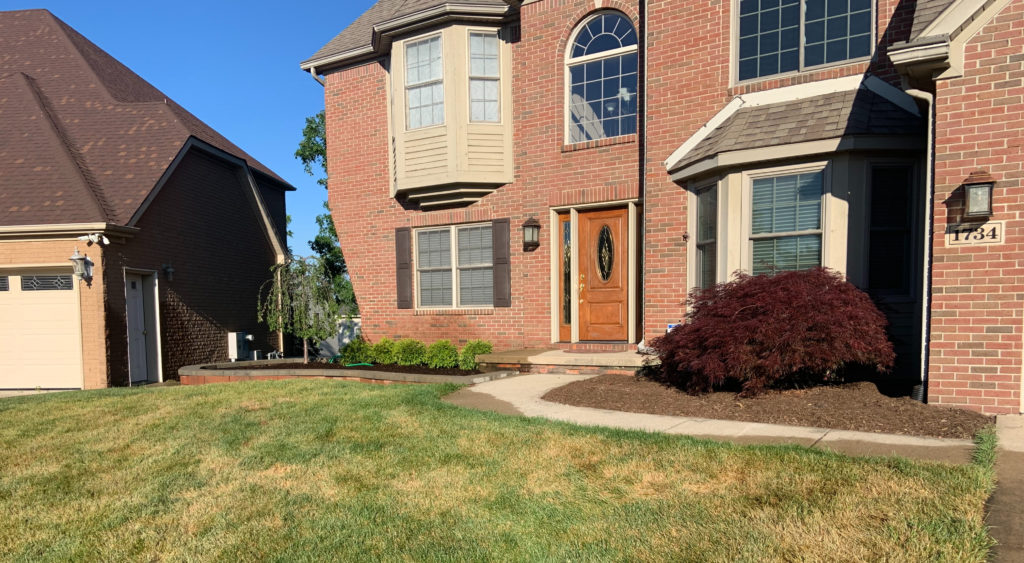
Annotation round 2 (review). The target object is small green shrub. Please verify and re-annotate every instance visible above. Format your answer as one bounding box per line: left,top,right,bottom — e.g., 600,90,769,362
370,337,397,365
458,340,493,371
425,340,459,369
394,339,427,366
338,338,372,365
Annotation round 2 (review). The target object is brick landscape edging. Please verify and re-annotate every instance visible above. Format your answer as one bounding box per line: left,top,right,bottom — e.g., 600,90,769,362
178,361,517,386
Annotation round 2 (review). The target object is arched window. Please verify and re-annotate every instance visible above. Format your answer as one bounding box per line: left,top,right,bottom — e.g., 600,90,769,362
566,12,638,143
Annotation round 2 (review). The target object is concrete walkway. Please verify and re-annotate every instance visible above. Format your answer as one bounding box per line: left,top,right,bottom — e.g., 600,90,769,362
445,373,975,464
990,415,1024,562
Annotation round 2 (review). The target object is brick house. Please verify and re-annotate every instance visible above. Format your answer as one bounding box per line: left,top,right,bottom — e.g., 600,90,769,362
303,0,1022,414
0,10,291,390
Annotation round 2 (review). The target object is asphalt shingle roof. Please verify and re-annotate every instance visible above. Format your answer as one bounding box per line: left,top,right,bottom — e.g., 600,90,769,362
674,88,923,172
0,9,291,228
303,0,512,66
909,0,958,40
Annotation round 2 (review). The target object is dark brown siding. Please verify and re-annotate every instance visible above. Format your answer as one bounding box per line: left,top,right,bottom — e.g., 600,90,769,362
104,149,281,383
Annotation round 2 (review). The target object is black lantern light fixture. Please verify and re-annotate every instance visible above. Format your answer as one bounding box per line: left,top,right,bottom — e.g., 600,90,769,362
964,170,995,218
522,217,541,252
69,248,94,281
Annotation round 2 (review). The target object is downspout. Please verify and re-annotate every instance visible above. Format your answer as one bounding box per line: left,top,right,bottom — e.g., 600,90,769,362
638,0,648,348
906,88,934,403
309,66,326,86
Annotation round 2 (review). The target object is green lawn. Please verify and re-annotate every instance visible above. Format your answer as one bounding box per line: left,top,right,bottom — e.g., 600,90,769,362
0,380,995,561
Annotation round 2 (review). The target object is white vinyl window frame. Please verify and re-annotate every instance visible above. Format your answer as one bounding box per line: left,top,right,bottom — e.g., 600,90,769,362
405,33,445,130
741,161,831,274
563,11,640,144
731,0,875,85
468,30,501,123
413,223,494,310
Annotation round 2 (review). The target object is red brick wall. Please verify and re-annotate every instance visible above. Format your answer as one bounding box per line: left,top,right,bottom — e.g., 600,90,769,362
103,149,283,383
324,0,927,351
927,0,1024,414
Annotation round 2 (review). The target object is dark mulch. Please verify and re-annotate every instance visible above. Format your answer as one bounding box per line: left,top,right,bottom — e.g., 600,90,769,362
205,362,480,377
542,374,993,439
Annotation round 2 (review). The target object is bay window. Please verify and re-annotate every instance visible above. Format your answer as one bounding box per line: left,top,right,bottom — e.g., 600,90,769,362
469,32,500,122
750,171,824,274
406,35,444,129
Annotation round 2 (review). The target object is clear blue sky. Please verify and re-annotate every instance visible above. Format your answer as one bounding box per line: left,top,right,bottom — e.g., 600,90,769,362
7,0,377,254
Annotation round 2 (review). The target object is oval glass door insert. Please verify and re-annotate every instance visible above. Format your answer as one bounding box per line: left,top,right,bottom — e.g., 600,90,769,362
597,225,614,281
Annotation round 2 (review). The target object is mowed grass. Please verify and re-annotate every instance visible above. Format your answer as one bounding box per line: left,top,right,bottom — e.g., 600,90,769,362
0,380,995,562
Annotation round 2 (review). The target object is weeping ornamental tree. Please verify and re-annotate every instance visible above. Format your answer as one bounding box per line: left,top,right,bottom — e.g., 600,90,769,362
257,256,340,363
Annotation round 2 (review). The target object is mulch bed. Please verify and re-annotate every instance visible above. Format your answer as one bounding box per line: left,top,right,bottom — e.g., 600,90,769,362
542,374,993,439
205,362,480,377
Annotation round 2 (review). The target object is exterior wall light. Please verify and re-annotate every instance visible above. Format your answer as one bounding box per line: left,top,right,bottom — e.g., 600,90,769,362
522,217,541,252
964,171,995,218
69,248,94,281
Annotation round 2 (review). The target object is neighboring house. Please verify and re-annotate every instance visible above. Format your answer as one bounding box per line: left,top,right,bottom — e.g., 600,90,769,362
0,9,292,390
303,0,1022,415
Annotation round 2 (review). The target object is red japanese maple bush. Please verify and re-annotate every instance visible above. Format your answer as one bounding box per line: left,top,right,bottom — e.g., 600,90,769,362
650,268,895,396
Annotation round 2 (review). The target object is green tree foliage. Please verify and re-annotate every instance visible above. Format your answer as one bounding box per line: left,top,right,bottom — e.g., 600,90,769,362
257,256,340,363
295,110,358,316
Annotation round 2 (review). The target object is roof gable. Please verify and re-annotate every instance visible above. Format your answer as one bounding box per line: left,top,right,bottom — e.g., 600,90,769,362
0,9,293,227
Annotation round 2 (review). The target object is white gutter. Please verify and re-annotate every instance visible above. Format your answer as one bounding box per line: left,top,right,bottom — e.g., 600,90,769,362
906,88,934,403
309,66,325,86
0,223,138,238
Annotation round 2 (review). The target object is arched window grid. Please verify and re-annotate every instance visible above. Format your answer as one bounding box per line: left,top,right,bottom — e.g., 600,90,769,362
564,11,639,144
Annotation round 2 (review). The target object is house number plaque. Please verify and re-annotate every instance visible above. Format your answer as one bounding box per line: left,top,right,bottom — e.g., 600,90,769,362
945,221,1005,247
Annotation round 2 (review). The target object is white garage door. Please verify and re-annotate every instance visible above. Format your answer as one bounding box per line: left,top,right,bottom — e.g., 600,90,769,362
0,271,84,389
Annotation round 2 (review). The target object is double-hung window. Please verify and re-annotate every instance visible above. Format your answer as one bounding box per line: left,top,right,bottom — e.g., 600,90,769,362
695,187,718,289
469,32,500,123
750,171,823,274
737,0,872,81
416,225,493,308
406,35,444,129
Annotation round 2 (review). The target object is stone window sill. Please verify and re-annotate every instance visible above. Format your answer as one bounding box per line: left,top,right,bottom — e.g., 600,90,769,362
562,134,637,153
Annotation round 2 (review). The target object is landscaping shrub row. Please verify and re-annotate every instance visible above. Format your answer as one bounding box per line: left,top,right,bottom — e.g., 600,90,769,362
335,338,493,371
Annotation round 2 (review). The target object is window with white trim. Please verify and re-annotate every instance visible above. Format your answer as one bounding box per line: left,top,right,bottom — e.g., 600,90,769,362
750,170,824,274
0,276,8,291
416,224,493,308
406,35,444,129
566,12,638,143
469,32,500,122
737,0,872,81
695,186,718,289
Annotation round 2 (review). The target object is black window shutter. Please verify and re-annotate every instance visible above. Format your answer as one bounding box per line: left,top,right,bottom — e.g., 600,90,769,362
396,227,413,309
492,218,511,307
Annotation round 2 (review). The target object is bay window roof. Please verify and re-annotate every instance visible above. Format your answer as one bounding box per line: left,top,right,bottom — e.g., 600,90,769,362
666,81,923,181
301,0,516,71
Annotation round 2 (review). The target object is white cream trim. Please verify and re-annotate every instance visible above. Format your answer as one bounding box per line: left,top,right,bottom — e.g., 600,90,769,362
862,75,920,116
738,161,835,274
917,0,987,39
550,202,639,343
664,75,865,172
669,135,921,181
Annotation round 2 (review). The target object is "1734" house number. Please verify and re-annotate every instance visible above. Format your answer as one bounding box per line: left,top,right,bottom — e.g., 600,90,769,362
945,221,1005,247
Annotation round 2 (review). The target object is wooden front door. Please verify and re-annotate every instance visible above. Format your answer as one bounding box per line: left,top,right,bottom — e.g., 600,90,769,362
578,208,629,341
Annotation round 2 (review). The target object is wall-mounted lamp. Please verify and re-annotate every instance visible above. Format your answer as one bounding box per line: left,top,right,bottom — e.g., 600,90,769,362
522,217,541,252
162,263,175,282
69,248,94,281
964,170,995,218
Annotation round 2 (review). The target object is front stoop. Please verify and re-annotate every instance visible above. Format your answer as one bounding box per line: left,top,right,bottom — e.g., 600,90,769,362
477,348,653,376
